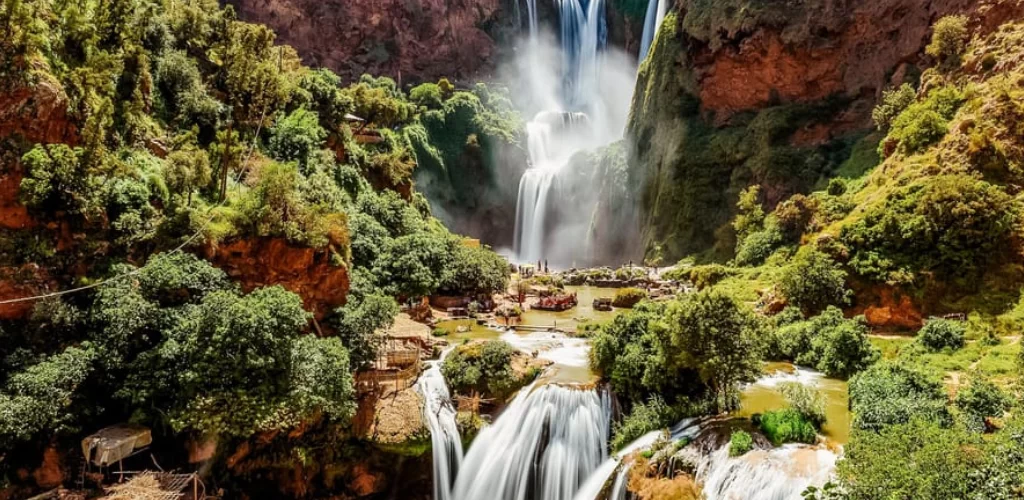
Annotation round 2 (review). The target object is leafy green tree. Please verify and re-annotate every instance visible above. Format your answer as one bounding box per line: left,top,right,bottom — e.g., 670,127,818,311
155,50,222,130
779,382,826,427
664,290,764,411
794,308,878,379
778,248,849,314
439,244,510,295
611,396,674,451
331,270,398,369
298,68,353,131
375,231,454,298
759,408,817,445
268,107,327,170
849,362,951,431
20,144,101,216
442,340,525,398
732,185,764,242
165,147,212,205
0,346,96,446
410,82,444,110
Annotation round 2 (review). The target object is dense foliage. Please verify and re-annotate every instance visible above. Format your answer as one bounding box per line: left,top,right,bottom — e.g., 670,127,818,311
767,307,878,378
590,290,763,412
441,340,534,399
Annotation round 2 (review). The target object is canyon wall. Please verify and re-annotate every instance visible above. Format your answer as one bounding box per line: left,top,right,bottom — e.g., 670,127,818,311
627,0,994,262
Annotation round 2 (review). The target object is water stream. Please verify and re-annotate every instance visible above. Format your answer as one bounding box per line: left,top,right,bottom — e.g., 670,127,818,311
417,348,463,500
452,384,612,500
639,0,669,61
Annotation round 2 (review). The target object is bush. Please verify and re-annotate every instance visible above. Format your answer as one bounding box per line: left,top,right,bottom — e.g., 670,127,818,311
778,248,850,315
779,382,826,427
918,318,966,351
611,396,673,451
612,287,647,308
798,309,878,379
884,86,964,156
954,377,1010,431
734,221,783,266
849,362,951,431
758,408,817,445
872,84,916,130
926,15,969,62
688,264,735,290
729,429,753,456
268,107,327,170
410,82,444,110
442,340,523,398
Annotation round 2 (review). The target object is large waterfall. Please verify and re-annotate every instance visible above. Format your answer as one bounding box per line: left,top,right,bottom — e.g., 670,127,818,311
639,0,669,61
417,351,464,500
698,443,838,500
452,384,612,500
511,0,634,268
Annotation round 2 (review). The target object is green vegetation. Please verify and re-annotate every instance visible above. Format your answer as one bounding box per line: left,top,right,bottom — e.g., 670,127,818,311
590,290,763,412
917,318,967,352
779,382,826,427
612,287,647,308
611,396,673,451
442,340,534,399
758,408,817,445
926,15,970,63
728,429,753,456
0,0,516,492
849,362,951,431
767,307,878,378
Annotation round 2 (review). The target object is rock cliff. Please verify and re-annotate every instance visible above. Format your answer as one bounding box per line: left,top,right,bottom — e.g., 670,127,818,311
627,0,1011,261
223,0,515,84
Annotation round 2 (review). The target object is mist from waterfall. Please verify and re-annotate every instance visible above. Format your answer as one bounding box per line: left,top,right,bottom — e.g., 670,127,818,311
452,384,612,500
509,0,637,268
639,0,669,61
698,443,838,500
417,350,463,500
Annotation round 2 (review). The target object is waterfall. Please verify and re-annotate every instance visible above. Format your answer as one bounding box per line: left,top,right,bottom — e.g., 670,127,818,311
452,384,612,500
417,350,464,500
697,444,838,500
639,0,669,61
512,0,624,268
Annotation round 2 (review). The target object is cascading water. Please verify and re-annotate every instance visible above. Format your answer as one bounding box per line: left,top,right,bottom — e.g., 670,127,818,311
697,443,838,500
511,0,632,268
451,384,612,500
417,350,463,500
639,0,669,61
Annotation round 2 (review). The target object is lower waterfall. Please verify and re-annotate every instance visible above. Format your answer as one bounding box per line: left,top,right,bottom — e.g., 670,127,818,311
697,441,838,500
417,352,463,500
452,384,612,500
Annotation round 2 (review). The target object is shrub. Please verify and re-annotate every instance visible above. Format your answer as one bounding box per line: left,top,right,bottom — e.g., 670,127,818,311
918,318,966,351
779,382,826,427
442,340,523,398
884,86,964,156
432,328,450,337
778,248,850,315
733,185,765,242
872,84,916,130
410,82,444,110
611,396,673,451
734,221,783,266
926,15,969,62
798,309,879,379
688,264,736,290
758,408,817,445
849,362,951,430
612,287,647,308
954,377,1010,431
772,195,819,241
729,429,753,456
268,107,327,170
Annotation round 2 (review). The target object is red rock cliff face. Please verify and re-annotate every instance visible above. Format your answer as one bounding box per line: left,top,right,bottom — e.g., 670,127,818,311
203,238,349,319
225,0,508,83
682,0,1011,120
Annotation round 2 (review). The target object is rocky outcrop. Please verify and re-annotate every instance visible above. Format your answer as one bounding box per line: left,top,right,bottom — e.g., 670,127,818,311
0,265,55,320
224,0,513,83
202,238,348,318
851,285,925,330
354,386,429,450
0,162,33,230
0,68,78,145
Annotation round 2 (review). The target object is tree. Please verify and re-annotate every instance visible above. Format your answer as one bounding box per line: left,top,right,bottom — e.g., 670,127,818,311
331,270,399,369
439,243,510,295
732,185,764,242
165,147,212,205
796,308,878,379
410,82,444,110
664,290,764,411
954,377,1010,432
268,107,327,170
872,83,916,130
20,144,100,216
778,248,849,314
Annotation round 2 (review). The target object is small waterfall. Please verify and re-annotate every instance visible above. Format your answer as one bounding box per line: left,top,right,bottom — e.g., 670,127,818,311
452,384,612,500
639,0,669,61
697,444,838,500
417,350,464,500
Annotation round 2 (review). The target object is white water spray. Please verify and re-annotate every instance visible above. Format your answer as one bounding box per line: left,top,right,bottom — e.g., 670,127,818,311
511,0,635,268
417,350,464,500
452,384,612,500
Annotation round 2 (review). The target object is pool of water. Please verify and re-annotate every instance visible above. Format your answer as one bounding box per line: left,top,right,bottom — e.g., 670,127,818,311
738,362,851,445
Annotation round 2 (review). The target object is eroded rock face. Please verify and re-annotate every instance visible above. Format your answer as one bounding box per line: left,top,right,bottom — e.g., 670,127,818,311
203,238,349,318
851,285,925,330
0,69,78,145
225,0,509,83
0,265,55,320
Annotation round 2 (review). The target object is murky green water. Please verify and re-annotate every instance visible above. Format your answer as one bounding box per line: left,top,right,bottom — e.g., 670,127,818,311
738,362,851,445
